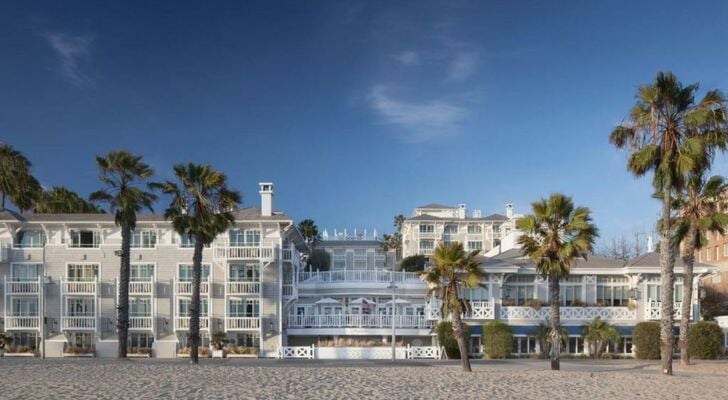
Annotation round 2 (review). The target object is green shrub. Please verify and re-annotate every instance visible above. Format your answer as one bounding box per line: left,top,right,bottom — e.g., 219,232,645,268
308,249,331,271
482,321,512,359
436,321,470,359
633,322,660,360
687,321,723,359
399,255,427,272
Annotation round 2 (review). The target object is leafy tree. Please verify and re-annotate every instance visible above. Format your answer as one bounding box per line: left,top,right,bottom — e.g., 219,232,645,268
154,163,240,364
34,186,103,213
381,214,406,261
399,254,427,272
89,151,157,358
308,249,331,271
436,321,470,360
517,194,598,370
298,218,320,248
421,242,484,372
581,317,621,358
610,72,728,374
674,173,728,365
0,143,40,212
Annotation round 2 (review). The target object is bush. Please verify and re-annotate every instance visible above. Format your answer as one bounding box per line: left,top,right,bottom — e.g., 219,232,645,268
633,322,660,360
399,255,427,272
308,249,331,271
688,321,723,359
436,321,470,359
482,321,512,359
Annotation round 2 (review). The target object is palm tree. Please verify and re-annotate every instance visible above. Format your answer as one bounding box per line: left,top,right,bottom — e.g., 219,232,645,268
34,186,103,213
420,242,484,372
154,163,240,364
581,317,621,358
516,194,598,370
0,143,38,211
610,72,728,374
674,173,728,366
381,214,406,262
298,218,320,270
89,151,157,359
534,319,568,358
393,214,406,233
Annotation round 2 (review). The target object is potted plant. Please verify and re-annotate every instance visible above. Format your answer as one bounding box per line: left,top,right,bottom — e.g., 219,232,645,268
0,333,12,357
211,331,228,358
526,299,542,310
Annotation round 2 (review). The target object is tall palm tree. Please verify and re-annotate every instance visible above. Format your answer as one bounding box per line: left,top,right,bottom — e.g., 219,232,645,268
393,214,406,233
516,194,598,370
420,242,484,372
0,143,37,211
298,218,320,270
674,174,728,366
154,163,240,364
581,317,621,358
89,151,157,359
34,186,103,213
381,215,406,262
609,72,728,375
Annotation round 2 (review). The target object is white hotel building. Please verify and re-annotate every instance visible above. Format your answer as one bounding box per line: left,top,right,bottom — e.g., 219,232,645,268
0,192,715,359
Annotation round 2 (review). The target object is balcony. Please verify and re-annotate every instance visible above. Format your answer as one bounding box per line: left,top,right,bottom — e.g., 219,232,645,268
426,299,495,320
4,278,41,295
499,306,637,321
283,284,295,298
645,300,683,320
213,245,274,261
225,317,260,331
418,231,438,239
129,316,154,330
62,316,96,330
62,279,97,295
226,281,260,295
129,281,154,296
174,280,210,296
287,314,429,329
298,270,421,284
5,316,40,330
174,316,210,331
282,248,292,261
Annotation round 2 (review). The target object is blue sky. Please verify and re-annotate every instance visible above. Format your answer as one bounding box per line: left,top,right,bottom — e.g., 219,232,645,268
1,1,728,246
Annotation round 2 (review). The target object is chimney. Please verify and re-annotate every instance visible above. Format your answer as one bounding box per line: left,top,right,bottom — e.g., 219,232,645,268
458,204,466,219
506,203,513,218
647,235,654,253
259,182,273,217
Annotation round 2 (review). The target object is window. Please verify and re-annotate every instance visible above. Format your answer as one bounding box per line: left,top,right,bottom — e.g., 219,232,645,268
229,263,259,281
596,276,630,306
234,333,259,348
419,224,434,233
66,298,95,316
463,287,489,301
419,239,434,253
130,298,152,317
567,337,584,354
131,230,157,248
129,332,154,349
724,243,728,257
11,298,39,316
561,285,583,306
444,224,458,234
178,299,208,316
178,264,211,281
503,275,536,306
646,282,683,302
228,299,259,317
706,248,712,261
69,229,101,248
716,246,720,261
179,234,196,248
14,230,45,248
9,332,38,349
467,224,482,234
67,264,99,281
229,229,261,247
69,332,94,349
467,241,482,251
512,336,538,354
11,263,42,281
131,264,154,281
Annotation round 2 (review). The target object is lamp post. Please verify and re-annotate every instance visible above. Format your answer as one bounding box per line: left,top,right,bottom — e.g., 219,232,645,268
41,274,54,360
388,273,398,362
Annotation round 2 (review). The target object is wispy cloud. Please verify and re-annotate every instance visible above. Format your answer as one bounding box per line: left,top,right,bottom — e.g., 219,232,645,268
367,85,465,142
44,32,93,86
448,52,477,81
394,50,420,66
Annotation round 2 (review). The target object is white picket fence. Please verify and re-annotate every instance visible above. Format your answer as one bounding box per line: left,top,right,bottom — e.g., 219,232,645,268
278,345,442,360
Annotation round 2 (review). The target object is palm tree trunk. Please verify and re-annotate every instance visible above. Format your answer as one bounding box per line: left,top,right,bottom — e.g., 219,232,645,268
117,225,131,358
659,189,676,375
679,222,698,366
450,300,472,372
549,275,561,371
189,238,204,364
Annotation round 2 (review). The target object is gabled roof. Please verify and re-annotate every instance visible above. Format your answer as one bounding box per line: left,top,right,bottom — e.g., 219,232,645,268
408,214,443,221
483,213,508,221
625,251,712,269
491,248,626,269
416,203,456,209
0,207,289,223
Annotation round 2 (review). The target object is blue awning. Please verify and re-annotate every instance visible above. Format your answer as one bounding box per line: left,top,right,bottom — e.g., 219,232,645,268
467,325,481,335
614,326,633,336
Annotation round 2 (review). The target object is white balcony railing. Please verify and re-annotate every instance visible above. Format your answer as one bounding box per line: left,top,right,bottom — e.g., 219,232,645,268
4,278,41,295
287,314,429,329
214,246,274,261
426,299,495,320
499,306,637,321
282,248,292,261
298,270,421,284
62,316,96,330
645,300,683,320
129,281,154,295
174,280,210,296
225,317,260,330
174,316,210,331
283,284,295,298
226,281,260,295
129,316,154,330
5,316,40,330
62,279,97,295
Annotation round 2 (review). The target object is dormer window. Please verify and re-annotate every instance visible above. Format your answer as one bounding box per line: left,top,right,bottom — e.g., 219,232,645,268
69,230,101,248
14,230,46,248
131,230,157,248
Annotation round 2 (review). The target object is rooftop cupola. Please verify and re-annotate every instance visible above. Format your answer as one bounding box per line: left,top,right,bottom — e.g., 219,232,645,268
506,203,513,218
259,182,274,217
458,204,466,219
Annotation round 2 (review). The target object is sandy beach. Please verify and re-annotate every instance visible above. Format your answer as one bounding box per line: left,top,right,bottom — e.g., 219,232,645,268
0,358,725,399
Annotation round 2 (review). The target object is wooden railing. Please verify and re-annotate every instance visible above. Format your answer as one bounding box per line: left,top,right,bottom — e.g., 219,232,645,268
225,317,260,330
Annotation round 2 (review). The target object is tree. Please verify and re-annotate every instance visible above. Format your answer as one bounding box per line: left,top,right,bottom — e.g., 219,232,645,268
298,219,320,270
89,151,157,359
381,214,406,260
674,174,728,366
534,319,568,359
0,143,39,211
420,242,484,372
308,249,331,271
34,186,103,213
581,317,621,358
399,254,427,272
609,72,727,375
597,232,646,260
516,194,598,370
153,163,240,364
